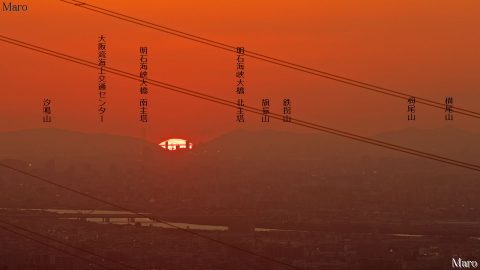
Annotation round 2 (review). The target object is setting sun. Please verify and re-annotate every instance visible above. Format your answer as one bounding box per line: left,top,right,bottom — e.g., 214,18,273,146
159,138,193,151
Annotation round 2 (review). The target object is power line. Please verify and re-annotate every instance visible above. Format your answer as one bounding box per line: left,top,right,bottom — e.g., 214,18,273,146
1,35,480,270
0,223,116,270
0,218,142,270
1,35,479,173
0,163,305,270
59,0,480,120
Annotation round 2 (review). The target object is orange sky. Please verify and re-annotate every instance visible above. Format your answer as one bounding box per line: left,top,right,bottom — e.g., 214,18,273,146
1,0,480,143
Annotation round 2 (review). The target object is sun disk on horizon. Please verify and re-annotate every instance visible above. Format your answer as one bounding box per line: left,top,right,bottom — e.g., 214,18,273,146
159,138,193,151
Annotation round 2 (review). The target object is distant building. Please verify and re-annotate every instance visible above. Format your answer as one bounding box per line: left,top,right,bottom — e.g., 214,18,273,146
159,138,193,151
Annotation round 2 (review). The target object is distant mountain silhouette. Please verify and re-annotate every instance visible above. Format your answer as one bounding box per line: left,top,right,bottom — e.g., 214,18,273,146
196,127,479,163
0,126,477,169
0,128,163,168
0,127,478,215
374,126,480,163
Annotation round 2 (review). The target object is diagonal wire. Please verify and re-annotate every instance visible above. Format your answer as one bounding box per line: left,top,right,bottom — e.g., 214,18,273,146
0,218,142,270
58,0,480,119
0,223,116,270
0,34,479,172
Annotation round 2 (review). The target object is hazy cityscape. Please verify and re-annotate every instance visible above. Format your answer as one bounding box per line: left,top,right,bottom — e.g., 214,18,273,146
2,1,480,269
0,128,479,269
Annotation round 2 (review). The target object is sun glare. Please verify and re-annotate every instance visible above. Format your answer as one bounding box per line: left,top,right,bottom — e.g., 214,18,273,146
159,138,193,151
